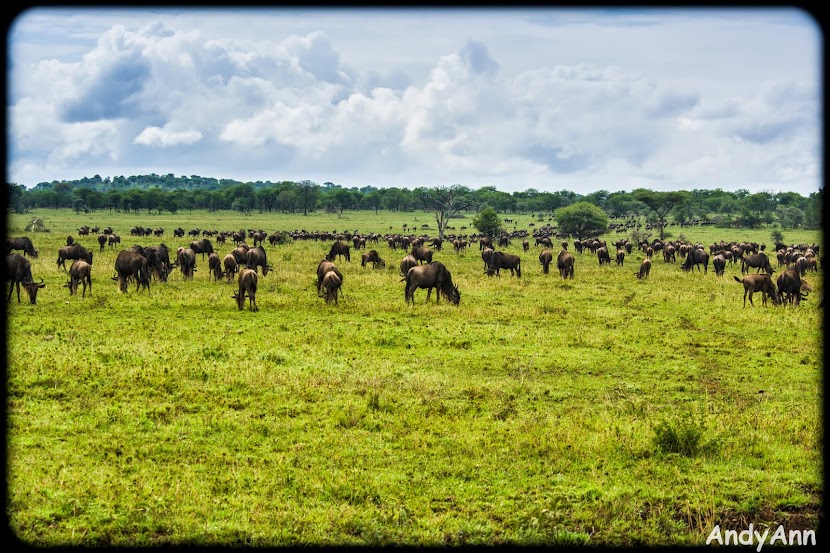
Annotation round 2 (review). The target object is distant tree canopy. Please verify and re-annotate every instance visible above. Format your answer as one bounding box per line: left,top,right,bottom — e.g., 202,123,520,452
471,206,503,237
5,177,822,230
553,202,610,239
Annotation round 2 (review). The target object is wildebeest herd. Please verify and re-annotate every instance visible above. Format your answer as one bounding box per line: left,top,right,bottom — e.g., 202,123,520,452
5,229,822,310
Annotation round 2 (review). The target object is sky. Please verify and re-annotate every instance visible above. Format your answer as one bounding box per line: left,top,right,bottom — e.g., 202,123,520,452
4,6,823,196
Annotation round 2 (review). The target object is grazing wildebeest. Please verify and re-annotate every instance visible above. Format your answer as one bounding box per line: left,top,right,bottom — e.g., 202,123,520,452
65,259,92,297
326,241,351,263
596,247,611,266
403,261,460,306
173,228,185,238
232,268,259,311
663,244,676,263
399,254,419,277
479,236,493,251
112,250,151,293
557,250,574,279
615,249,625,266
741,252,773,275
189,238,214,260
539,249,553,274
681,248,709,274
66,235,75,246
635,258,652,280
486,251,522,277
522,240,530,252
481,247,495,271
361,250,385,268
6,254,46,304
316,260,343,297
246,246,272,275
776,268,812,306
6,236,39,258
97,233,107,252
57,243,93,270
208,253,223,281
712,253,727,277
108,234,121,249
231,244,249,265
535,236,553,248
223,254,238,284
410,246,433,265
734,274,778,307
177,248,197,280
321,270,343,305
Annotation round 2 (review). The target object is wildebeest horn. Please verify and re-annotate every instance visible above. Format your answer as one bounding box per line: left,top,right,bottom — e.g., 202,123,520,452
38,277,44,284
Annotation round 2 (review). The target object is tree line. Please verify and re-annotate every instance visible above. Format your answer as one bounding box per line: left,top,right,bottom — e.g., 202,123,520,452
5,174,822,231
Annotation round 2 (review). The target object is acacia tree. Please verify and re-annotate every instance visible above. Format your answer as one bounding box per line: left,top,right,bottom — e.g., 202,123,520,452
471,206,503,238
296,180,320,216
631,189,689,240
424,185,472,240
553,201,609,239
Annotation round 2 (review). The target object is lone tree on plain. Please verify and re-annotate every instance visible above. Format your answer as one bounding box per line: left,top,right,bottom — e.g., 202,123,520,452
631,189,688,240
425,185,472,240
472,206,503,238
553,201,609,239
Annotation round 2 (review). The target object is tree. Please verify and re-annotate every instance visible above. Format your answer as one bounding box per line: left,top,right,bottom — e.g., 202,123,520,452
553,201,609,239
296,180,320,216
471,206,503,238
775,205,805,230
631,189,689,240
424,185,472,240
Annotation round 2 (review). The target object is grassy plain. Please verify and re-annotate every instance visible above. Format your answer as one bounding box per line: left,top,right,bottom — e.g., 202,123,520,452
5,208,824,546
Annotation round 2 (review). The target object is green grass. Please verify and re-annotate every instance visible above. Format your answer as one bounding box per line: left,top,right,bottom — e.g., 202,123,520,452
5,209,823,546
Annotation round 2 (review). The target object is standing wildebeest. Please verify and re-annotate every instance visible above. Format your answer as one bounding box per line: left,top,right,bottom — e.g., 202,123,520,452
635,258,652,280
190,238,214,260
177,248,197,280
321,270,343,305
399,254,419,277
326,241,351,263
223,254,238,284
6,236,39,258
361,250,386,268
596,246,611,266
316,260,343,297
539,249,553,274
712,253,727,277
65,260,92,297
522,240,530,252
403,261,460,306
615,249,625,266
112,250,151,293
208,253,223,281
246,246,272,275
97,233,107,252
57,243,93,270
557,250,574,279
681,248,709,274
66,235,75,246
776,268,812,306
486,251,522,277
663,244,676,263
741,252,774,275
6,254,46,304
410,246,433,265
733,274,778,307
231,243,250,265
232,268,259,312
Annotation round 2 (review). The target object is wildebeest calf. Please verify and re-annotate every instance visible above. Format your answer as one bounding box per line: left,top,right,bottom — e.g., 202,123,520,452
321,271,343,305
66,259,92,297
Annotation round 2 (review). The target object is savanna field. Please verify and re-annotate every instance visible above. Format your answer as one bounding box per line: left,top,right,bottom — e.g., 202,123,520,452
4,209,824,546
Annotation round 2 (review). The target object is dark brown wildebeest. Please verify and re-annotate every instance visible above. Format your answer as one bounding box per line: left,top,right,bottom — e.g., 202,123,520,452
399,254,419,277
173,228,185,238
361,250,385,268
741,252,773,275
252,230,267,247
557,250,574,279
326,241,351,263
232,268,259,312
733,274,778,307
535,236,553,248
410,246,433,265
97,233,107,252
615,249,625,266
481,247,495,271
712,253,727,277
66,235,75,246
65,260,92,297
403,261,460,306
681,248,709,274
112,250,151,293
223,254,238,284
57,243,93,270
522,240,530,252
246,246,272,275
663,244,676,263
231,243,249,265
189,238,214,260
6,253,46,304
177,248,197,280
316,259,343,297
108,234,121,248
486,251,522,277
539,249,553,274
321,270,343,305
6,236,39,258
479,236,492,251
596,246,611,267
635,258,652,280
776,268,812,306
208,253,223,281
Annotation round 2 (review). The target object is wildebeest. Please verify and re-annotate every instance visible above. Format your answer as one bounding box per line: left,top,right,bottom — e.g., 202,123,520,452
733,274,778,307
539,249,553,274
231,244,249,265
522,240,530,252
326,241,351,263
410,246,433,265
403,261,460,306
635,258,652,280
316,259,344,297
596,246,611,266
66,235,74,246
557,250,575,279
57,243,93,270
486,251,521,278
681,248,709,274
481,247,495,271
741,252,773,275
712,253,727,277
615,249,625,266
776,268,812,306
232,268,259,311
6,253,46,304
6,236,38,258
189,238,214,260
65,259,92,297
361,250,386,268
108,234,121,248
246,246,272,275
223,254,238,284
399,254,419,277
112,250,151,293
320,270,343,305
663,244,676,263
177,248,197,280
97,233,107,252
208,253,223,281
